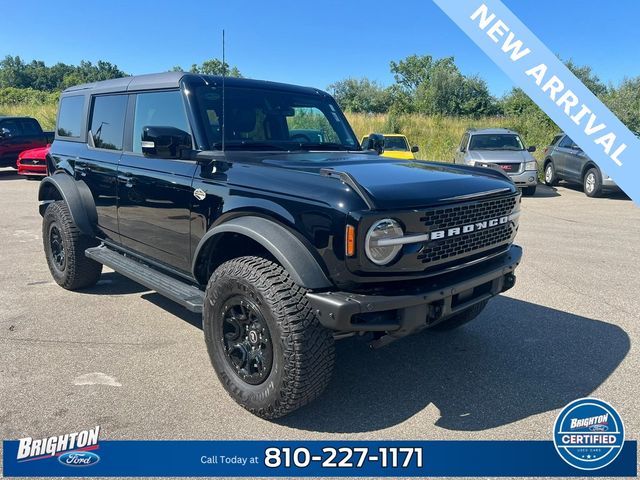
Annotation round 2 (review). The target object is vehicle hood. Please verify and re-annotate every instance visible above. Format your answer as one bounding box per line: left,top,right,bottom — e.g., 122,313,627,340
467,149,533,163
18,145,50,159
249,152,516,210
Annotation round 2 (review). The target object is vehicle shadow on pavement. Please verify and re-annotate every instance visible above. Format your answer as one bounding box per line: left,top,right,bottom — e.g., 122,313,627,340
530,185,560,198
80,272,152,296
556,183,631,200
0,169,19,179
277,296,630,433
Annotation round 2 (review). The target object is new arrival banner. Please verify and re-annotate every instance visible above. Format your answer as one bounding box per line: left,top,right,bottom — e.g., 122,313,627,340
433,0,640,204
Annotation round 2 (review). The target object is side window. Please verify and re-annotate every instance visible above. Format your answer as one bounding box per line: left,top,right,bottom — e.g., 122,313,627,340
20,118,41,135
132,91,190,154
460,134,470,151
558,135,574,148
90,95,127,150
551,134,563,146
0,119,22,137
57,96,85,138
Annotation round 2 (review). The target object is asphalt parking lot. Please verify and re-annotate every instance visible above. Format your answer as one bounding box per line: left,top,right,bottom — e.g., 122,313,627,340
1,169,638,452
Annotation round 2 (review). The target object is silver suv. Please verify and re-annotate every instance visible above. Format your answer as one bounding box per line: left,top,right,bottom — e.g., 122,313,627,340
543,133,619,197
455,128,538,196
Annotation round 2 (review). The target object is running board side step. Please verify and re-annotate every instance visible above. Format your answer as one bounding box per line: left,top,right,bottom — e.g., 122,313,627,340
85,245,204,313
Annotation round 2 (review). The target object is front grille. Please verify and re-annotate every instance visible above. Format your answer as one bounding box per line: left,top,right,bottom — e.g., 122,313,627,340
417,195,518,265
497,162,521,173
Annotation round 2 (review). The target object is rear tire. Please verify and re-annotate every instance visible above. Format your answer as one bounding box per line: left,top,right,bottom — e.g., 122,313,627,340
428,300,489,331
203,256,335,419
544,161,558,186
43,201,102,290
583,168,603,197
522,185,537,196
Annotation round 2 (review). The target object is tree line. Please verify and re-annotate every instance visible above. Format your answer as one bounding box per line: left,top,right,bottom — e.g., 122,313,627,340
329,55,639,132
0,54,638,132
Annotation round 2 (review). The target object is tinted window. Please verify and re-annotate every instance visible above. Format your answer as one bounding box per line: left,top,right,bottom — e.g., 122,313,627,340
558,135,575,148
132,91,190,153
57,95,85,138
469,134,524,151
384,136,409,151
20,118,41,135
551,134,563,146
194,85,358,151
0,119,23,136
90,95,127,150
460,133,469,150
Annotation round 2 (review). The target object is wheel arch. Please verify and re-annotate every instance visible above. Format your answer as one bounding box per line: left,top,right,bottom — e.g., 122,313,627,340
581,161,600,179
192,216,333,290
38,173,97,236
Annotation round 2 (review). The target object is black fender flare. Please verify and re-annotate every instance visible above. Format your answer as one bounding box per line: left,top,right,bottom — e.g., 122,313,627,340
192,216,333,290
38,173,97,236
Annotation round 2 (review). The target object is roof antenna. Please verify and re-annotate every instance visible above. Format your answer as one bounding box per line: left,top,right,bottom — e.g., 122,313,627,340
221,29,226,153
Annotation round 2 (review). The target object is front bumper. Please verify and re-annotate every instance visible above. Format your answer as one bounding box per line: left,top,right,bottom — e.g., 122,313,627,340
509,170,538,187
307,245,522,335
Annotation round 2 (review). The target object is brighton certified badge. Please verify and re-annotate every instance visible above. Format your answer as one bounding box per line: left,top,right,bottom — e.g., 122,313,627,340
553,398,624,470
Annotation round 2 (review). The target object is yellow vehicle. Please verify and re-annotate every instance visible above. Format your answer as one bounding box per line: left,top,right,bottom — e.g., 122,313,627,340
361,134,419,160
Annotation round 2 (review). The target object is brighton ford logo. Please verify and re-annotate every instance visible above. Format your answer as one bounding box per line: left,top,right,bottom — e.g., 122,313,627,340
58,451,100,467
553,398,624,470
16,425,100,466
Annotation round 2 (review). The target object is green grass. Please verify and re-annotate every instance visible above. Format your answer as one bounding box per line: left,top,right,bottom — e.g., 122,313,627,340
0,102,57,131
0,102,557,169
346,112,557,164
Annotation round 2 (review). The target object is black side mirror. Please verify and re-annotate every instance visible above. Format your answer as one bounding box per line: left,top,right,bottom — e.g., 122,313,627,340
365,133,385,154
141,126,192,159
527,145,536,153
411,145,419,153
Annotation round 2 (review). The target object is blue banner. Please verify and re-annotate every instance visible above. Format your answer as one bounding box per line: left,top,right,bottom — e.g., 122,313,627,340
2,440,637,477
433,0,640,204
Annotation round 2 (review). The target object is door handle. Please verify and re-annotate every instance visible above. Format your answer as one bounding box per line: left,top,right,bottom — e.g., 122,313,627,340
117,173,136,188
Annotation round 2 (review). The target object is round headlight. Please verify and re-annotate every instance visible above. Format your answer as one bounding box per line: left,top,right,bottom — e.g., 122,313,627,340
365,219,404,265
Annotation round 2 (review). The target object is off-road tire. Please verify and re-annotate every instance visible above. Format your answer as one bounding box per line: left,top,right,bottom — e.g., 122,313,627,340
544,160,558,186
522,185,537,196
428,300,489,331
583,167,603,197
43,201,102,290
203,256,335,419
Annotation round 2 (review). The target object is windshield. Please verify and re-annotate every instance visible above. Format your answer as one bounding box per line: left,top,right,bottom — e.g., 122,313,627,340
194,85,359,151
468,134,524,151
383,136,409,151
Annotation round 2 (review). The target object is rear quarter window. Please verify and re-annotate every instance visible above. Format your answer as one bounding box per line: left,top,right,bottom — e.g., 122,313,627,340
57,95,86,138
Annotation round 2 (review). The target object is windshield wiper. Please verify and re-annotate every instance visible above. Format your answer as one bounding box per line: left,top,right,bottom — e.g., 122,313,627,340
212,142,289,151
292,143,353,151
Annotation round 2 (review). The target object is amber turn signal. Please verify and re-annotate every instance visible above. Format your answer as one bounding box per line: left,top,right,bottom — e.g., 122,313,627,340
345,225,355,257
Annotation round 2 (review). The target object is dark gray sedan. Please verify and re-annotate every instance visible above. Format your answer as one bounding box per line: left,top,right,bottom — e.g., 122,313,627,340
542,134,619,197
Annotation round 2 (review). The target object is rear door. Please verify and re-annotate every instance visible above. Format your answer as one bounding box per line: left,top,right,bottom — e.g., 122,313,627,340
117,89,197,274
79,94,128,242
563,138,588,182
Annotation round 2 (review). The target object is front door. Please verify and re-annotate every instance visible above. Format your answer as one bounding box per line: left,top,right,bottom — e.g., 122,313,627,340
117,90,197,274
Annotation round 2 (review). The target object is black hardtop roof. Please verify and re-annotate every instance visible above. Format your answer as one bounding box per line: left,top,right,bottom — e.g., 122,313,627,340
61,72,325,96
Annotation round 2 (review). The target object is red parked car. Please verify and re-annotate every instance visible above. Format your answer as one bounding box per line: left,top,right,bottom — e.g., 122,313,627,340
17,144,49,178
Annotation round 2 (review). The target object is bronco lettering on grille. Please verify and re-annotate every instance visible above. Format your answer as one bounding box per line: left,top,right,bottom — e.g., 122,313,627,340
429,215,510,241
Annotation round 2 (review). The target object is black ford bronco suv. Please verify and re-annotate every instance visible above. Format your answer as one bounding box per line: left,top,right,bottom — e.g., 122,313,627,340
39,72,522,418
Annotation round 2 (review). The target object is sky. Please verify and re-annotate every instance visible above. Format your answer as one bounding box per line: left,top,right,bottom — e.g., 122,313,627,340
3,0,639,96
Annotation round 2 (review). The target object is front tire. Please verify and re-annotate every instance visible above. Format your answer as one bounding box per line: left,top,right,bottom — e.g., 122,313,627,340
43,201,102,290
203,256,335,419
544,161,558,186
428,300,488,331
583,168,603,197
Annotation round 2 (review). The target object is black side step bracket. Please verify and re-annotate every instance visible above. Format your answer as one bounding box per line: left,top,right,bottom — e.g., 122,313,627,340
85,245,204,313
